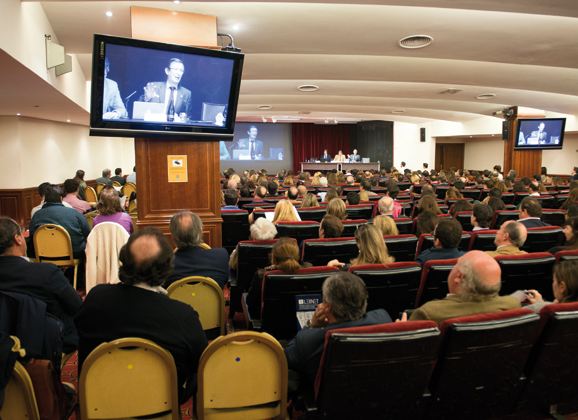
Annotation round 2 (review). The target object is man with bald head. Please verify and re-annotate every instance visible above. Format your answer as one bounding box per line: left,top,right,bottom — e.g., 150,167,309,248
409,251,521,326
297,184,308,198
485,221,528,257
377,196,395,217
75,227,208,406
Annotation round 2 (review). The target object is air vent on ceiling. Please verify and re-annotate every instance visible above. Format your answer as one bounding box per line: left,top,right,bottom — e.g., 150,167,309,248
399,35,434,49
298,85,319,92
258,105,272,110
476,94,496,100
439,88,462,95
298,111,311,115
392,109,406,114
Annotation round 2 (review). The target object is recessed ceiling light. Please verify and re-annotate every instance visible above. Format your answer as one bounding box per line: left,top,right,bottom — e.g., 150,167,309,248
258,105,272,110
399,35,433,49
174,0,180,3
392,109,406,114
106,11,113,17
476,93,496,100
67,119,71,122
233,25,239,30
298,85,319,92
16,113,20,116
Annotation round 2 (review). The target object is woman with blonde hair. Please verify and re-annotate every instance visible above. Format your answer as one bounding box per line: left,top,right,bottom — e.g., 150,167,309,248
493,181,508,193
337,172,346,184
300,193,320,208
418,194,443,215
230,174,241,185
311,172,321,185
373,215,399,236
445,187,463,200
328,224,395,269
358,191,369,202
246,237,310,315
327,172,338,185
272,199,299,224
327,198,347,220
257,175,268,184
250,174,258,182
323,187,339,203
283,176,294,186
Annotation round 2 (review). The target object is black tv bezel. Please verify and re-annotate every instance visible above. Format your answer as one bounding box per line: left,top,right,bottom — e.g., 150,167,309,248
514,117,566,151
89,34,244,141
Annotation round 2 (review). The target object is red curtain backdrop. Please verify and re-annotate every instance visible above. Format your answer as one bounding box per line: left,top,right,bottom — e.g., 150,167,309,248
292,124,351,173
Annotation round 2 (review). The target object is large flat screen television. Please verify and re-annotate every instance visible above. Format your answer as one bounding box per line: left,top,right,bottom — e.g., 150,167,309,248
514,118,566,150
89,34,244,141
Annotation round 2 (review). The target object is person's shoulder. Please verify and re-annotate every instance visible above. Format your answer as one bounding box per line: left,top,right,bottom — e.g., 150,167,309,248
365,308,392,323
179,85,192,96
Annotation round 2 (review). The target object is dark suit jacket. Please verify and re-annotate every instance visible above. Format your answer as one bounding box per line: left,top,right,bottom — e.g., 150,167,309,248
165,246,229,289
75,283,208,404
238,138,264,156
0,256,82,353
95,176,112,186
139,82,192,118
349,154,361,162
518,218,550,228
110,175,126,186
284,309,392,385
415,247,464,266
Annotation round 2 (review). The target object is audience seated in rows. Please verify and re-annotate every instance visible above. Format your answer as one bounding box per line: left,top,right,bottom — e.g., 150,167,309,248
95,168,113,187
327,198,347,220
525,260,578,312
328,224,394,270
548,216,578,255
75,227,207,406
93,186,134,235
0,216,82,353
471,203,492,230
518,197,551,228
31,182,73,217
229,217,278,271
415,218,464,265
409,251,521,325
373,214,399,236
165,210,229,290
63,178,92,214
485,221,527,257
110,167,126,186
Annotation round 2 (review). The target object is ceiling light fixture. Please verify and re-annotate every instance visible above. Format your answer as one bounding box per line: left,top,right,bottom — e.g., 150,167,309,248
272,117,277,123
392,109,406,114
298,85,319,92
233,25,239,30
174,0,180,3
106,11,113,17
262,116,266,123
476,93,496,100
399,35,433,49
16,113,20,116
325,118,329,124
258,105,272,110
334,118,338,124
67,119,71,122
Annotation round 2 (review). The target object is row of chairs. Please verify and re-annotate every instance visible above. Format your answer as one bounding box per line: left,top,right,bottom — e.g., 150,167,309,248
299,303,578,419
241,251,578,340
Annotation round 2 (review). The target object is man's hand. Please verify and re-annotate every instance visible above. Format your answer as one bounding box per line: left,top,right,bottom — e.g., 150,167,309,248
143,83,159,102
327,259,344,268
310,303,329,328
395,312,408,323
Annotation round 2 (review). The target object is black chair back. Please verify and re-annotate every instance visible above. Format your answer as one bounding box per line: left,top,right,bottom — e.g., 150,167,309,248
221,210,250,254
385,234,419,262
496,253,556,301
521,226,564,253
302,238,358,266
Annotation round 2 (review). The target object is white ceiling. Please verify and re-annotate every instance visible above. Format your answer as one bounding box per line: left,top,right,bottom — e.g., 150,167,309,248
9,0,578,125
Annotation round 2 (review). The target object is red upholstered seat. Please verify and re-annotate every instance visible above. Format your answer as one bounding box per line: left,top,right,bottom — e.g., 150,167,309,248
297,206,327,222
344,204,373,220
454,211,473,231
307,321,440,419
494,253,556,301
553,249,578,264
468,229,499,251
521,226,564,253
428,309,539,419
490,210,519,229
414,259,458,308
541,208,566,227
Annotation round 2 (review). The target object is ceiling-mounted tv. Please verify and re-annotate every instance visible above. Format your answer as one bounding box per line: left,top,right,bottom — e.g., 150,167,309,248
514,118,566,150
89,34,244,141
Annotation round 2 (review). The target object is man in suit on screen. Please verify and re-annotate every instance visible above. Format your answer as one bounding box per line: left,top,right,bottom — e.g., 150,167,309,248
139,58,191,123
102,57,127,119
235,125,264,159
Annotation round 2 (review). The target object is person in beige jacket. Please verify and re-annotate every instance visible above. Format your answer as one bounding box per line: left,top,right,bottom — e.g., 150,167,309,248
485,220,528,257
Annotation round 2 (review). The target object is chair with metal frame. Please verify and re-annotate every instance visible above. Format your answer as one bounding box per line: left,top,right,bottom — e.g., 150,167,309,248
166,276,226,339
84,186,98,206
95,183,106,196
197,331,288,420
33,224,81,290
1,361,41,420
122,181,137,200
79,338,180,420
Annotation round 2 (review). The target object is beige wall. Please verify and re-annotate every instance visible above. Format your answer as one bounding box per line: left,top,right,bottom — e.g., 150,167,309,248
0,116,134,189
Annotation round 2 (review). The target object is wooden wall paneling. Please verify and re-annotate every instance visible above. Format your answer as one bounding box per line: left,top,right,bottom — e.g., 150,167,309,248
135,138,222,248
435,143,464,171
503,107,543,179
0,190,24,226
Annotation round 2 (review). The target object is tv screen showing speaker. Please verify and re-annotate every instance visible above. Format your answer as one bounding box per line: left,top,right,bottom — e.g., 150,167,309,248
514,118,566,150
89,34,244,141
220,123,286,161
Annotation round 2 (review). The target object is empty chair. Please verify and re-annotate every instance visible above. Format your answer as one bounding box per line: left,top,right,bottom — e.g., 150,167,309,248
301,237,358,266
345,204,374,219
414,259,458,308
350,262,422,316
166,276,226,339
236,239,284,292
435,186,450,200
501,192,515,205
514,192,530,205
541,209,566,227
393,217,413,234
384,234,419,262
553,194,569,209
495,253,556,301
460,189,481,201
306,322,440,420
521,226,564,253
121,182,136,200
33,224,81,290
341,219,368,237
221,210,250,254
258,267,340,339
79,338,181,420
275,221,320,245
84,186,98,204
454,211,473,231
468,229,499,251
237,197,254,210
297,206,328,222
515,302,578,413
535,195,554,209
427,309,540,419
243,204,276,216
490,210,519,229
197,331,288,420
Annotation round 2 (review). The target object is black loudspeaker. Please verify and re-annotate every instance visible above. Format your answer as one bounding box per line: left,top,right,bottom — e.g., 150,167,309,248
502,121,510,140
420,127,426,142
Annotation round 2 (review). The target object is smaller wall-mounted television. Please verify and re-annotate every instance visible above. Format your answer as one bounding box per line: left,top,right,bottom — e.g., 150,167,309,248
90,34,244,141
514,118,566,150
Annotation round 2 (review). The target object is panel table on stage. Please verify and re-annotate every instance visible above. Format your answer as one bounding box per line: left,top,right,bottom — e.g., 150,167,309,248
301,162,340,172
342,162,380,172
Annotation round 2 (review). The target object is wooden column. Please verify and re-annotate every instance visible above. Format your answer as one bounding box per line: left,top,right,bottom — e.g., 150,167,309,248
503,106,544,179
131,7,223,247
